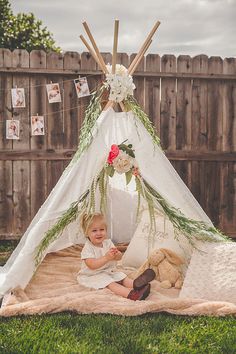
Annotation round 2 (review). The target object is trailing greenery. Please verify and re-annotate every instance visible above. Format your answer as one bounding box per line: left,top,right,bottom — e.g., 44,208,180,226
138,177,229,246
35,201,80,267
35,168,107,266
0,313,235,353
35,185,94,267
125,95,162,148
70,85,105,164
0,0,61,52
97,167,108,214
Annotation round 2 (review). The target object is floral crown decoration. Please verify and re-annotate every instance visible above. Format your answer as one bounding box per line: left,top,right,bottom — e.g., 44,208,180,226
104,64,136,103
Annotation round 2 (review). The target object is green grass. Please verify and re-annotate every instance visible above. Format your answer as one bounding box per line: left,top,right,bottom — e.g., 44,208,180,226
0,241,18,266
0,313,235,354
0,240,18,253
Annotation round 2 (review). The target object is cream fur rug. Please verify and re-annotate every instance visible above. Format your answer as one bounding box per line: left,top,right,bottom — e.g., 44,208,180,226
0,245,236,317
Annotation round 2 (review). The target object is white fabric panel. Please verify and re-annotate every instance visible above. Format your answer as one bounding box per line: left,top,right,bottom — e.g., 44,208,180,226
0,108,213,295
122,209,193,268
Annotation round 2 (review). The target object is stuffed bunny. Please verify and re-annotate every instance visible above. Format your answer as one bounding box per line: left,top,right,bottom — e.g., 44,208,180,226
136,248,185,289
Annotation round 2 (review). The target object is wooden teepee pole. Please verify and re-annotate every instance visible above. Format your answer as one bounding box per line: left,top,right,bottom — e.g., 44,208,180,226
112,20,119,74
103,19,125,112
82,21,108,74
129,39,152,75
80,35,106,73
128,20,160,74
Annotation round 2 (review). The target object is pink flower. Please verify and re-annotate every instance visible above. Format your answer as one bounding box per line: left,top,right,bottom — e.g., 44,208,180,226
107,144,120,164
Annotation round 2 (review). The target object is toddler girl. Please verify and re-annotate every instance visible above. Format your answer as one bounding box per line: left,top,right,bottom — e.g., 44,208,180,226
77,212,155,301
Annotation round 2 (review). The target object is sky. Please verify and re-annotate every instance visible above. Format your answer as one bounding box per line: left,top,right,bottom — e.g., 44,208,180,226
11,0,236,58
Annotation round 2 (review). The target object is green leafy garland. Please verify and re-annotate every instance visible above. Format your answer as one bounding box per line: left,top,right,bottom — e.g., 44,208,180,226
135,176,229,246
70,84,106,164
125,96,161,148
35,168,106,266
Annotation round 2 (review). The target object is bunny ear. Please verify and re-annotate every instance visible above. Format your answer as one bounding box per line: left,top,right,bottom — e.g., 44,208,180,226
160,248,185,265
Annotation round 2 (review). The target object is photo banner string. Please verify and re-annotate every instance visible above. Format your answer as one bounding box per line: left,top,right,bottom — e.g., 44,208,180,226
0,72,104,93
0,80,103,124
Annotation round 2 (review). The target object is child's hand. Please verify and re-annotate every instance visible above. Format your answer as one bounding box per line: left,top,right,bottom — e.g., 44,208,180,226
105,248,117,261
110,247,119,255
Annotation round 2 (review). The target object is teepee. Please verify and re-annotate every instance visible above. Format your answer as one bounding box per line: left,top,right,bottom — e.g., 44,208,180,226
0,20,227,298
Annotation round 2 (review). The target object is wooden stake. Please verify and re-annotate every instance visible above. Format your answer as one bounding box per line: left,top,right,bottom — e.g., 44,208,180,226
112,20,119,74
129,40,152,75
80,35,105,73
82,21,108,73
128,20,160,74
119,101,126,112
103,100,114,111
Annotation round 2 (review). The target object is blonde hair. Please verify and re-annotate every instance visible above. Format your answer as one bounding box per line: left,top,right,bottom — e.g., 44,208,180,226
80,212,106,237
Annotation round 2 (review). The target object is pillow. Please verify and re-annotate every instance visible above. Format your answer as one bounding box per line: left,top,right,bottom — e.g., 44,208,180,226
179,242,236,303
122,209,191,268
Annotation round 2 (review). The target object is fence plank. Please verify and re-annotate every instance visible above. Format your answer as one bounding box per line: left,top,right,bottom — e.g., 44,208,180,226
131,53,145,109
145,54,161,135
46,52,64,149
11,50,31,234
191,55,208,223
160,54,177,150
191,55,208,151
208,57,223,151
116,53,129,68
222,58,236,151
63,51,81,149
30,50,47,219
0,49,13,236
79,52,98,128
176,55,192,150
46,52,65,195
204,161,221,227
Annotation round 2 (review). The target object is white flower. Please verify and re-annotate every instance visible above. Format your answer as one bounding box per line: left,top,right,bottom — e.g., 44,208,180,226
112,150,134,174
106,64,128,76
105,64,136,102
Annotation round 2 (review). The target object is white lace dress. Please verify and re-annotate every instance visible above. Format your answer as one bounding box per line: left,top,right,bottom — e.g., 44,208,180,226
77,239,127,289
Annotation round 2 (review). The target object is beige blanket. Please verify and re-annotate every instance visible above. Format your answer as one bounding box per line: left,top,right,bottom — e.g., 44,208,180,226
1,246,236,317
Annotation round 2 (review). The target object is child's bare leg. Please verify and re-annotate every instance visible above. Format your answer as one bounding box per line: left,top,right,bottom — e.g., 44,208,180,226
122,277,133,288
107,282,130,298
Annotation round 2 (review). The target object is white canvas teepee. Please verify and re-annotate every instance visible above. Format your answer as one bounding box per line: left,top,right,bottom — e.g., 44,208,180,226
0,20,227,299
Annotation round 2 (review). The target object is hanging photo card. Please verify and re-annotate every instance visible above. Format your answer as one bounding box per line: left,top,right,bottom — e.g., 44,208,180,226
11,88,26,108
74,77,90,98
46,83,61,103
6,120,20,140
31,116,45,136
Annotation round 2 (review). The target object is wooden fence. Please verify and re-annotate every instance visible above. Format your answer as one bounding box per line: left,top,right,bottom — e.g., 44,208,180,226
0,49,235,240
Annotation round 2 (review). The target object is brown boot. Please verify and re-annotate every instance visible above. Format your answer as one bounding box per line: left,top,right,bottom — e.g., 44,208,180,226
127,284,151,301
133,268,156,290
